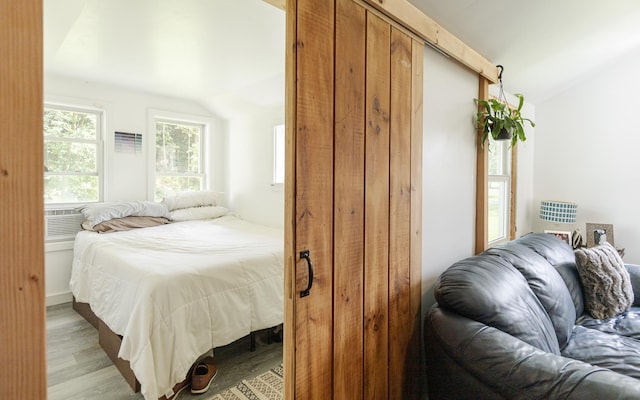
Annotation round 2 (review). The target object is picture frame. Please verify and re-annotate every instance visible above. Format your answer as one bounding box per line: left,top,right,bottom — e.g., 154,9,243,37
586,223,614,247
544,230,572,247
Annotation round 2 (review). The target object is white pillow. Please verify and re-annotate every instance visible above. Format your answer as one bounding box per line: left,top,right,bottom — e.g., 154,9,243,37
161,190,222,211
78,201,170,228
169,206,228,222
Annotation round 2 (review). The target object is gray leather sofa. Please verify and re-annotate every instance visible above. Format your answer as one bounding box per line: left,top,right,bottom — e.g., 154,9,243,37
424,233,640,400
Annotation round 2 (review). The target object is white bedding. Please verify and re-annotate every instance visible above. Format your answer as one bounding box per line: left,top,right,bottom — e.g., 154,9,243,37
70,215,284,400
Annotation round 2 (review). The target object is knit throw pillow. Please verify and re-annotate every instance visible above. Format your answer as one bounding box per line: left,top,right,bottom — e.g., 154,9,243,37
574,243,634,319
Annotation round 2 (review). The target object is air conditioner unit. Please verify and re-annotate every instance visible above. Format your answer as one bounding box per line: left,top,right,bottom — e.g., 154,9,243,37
45,210,84,242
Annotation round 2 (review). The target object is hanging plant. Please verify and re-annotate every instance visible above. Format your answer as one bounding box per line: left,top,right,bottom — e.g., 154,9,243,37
474,66,535,148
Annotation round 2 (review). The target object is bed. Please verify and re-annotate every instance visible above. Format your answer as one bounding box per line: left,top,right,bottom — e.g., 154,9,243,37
69,199,284,400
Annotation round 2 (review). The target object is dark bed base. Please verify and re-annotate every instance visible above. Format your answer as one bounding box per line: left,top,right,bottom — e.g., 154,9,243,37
72,297,141,392
71,297,266,393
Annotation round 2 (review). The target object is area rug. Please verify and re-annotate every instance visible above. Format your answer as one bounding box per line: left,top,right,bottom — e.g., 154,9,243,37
209,364,283,400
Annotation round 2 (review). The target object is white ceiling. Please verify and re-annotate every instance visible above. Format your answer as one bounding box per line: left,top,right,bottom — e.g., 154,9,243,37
45,0,640,110
44,0,286,116
410,0,640,103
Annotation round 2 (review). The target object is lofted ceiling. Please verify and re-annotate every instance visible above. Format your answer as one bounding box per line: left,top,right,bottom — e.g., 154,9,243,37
45,0,640,111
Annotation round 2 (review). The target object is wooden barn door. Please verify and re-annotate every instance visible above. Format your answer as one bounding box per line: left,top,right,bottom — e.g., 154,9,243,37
284,0,423,398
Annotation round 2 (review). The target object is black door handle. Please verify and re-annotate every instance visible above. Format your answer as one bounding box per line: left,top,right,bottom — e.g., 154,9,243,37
300,250,313,298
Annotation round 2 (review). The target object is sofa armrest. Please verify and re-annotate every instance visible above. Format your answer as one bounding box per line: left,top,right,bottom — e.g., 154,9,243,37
625,264,640,306
425,306,640,400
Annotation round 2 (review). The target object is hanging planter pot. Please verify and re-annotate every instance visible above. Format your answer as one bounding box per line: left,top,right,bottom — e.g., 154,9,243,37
474,65,535,148
495,127,512,141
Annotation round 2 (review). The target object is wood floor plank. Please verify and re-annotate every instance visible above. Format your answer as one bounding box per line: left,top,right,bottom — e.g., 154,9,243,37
46,303,283,399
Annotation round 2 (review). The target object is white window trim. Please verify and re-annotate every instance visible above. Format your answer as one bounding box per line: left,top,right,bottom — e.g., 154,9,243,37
487,175,510,245
43,99,108,209
147,109,212,201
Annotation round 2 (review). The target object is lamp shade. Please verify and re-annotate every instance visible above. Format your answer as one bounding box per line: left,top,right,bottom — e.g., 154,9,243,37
539,200,577,223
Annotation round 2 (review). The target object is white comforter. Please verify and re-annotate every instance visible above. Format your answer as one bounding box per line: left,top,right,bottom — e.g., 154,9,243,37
70,215,284,400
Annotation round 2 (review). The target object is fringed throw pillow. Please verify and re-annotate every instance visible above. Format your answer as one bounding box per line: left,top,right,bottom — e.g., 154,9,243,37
574,243,634,319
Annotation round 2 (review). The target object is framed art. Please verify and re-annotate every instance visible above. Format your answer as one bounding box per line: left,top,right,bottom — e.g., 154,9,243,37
586,223,614,247
544,230,572,246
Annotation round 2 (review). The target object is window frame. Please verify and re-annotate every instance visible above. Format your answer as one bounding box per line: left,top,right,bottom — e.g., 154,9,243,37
43,102,105,208
148,109,211,201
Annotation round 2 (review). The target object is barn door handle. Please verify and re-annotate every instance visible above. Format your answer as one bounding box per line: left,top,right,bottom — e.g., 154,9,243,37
300,250,313,298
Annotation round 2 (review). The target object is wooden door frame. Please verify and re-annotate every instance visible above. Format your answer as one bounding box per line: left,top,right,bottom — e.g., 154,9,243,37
1,0,46,398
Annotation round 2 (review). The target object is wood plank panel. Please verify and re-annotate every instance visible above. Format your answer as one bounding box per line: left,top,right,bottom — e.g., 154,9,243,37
510,145,518,240
475,77,490,254
362,0,498,83
0,0,46,398
409,38,424,399
333,1,366,399
364,12,391,400
388,27,413,400
292,0,335,398
283,0,297,397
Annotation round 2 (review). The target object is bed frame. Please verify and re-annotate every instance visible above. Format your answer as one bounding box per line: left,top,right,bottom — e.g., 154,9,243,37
72,297,261,393
73,297,141,391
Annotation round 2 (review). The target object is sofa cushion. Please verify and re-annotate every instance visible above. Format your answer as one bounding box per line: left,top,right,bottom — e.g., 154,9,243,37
562,325,640,379
515,233,586,316
435,255,561,355
485,241,576,350
555,263,585,317
574,243,634,319
578,306,640,339
516,233,578,266
426,307,640,400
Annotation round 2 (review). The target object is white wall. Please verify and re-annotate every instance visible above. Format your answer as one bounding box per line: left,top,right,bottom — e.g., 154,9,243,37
534,49,640,263
226,103,285,228
515,108,536,238
421,47,479,309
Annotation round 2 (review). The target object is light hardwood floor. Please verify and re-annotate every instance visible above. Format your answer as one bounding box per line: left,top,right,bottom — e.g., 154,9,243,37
46,302,283,400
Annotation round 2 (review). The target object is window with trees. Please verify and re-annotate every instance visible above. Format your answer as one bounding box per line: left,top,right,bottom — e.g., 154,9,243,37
43,105,103,204
487,137,511,244
154,119,205,201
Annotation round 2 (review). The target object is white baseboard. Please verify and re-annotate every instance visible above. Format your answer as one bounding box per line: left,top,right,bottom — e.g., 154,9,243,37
46,291,72,307
45,241,74,252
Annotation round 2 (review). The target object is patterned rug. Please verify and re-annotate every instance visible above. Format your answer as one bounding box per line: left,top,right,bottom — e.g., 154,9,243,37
209,364,283,400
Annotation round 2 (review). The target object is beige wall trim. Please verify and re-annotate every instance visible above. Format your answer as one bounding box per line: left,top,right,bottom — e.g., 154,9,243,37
509,145,518,240
363,0,498,84
475,77,490,254
262,0,286,11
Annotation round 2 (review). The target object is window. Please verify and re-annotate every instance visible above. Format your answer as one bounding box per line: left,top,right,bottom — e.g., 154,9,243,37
154,119,205,201
273,124,285,185
43,105,103,204
487,137,511,244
